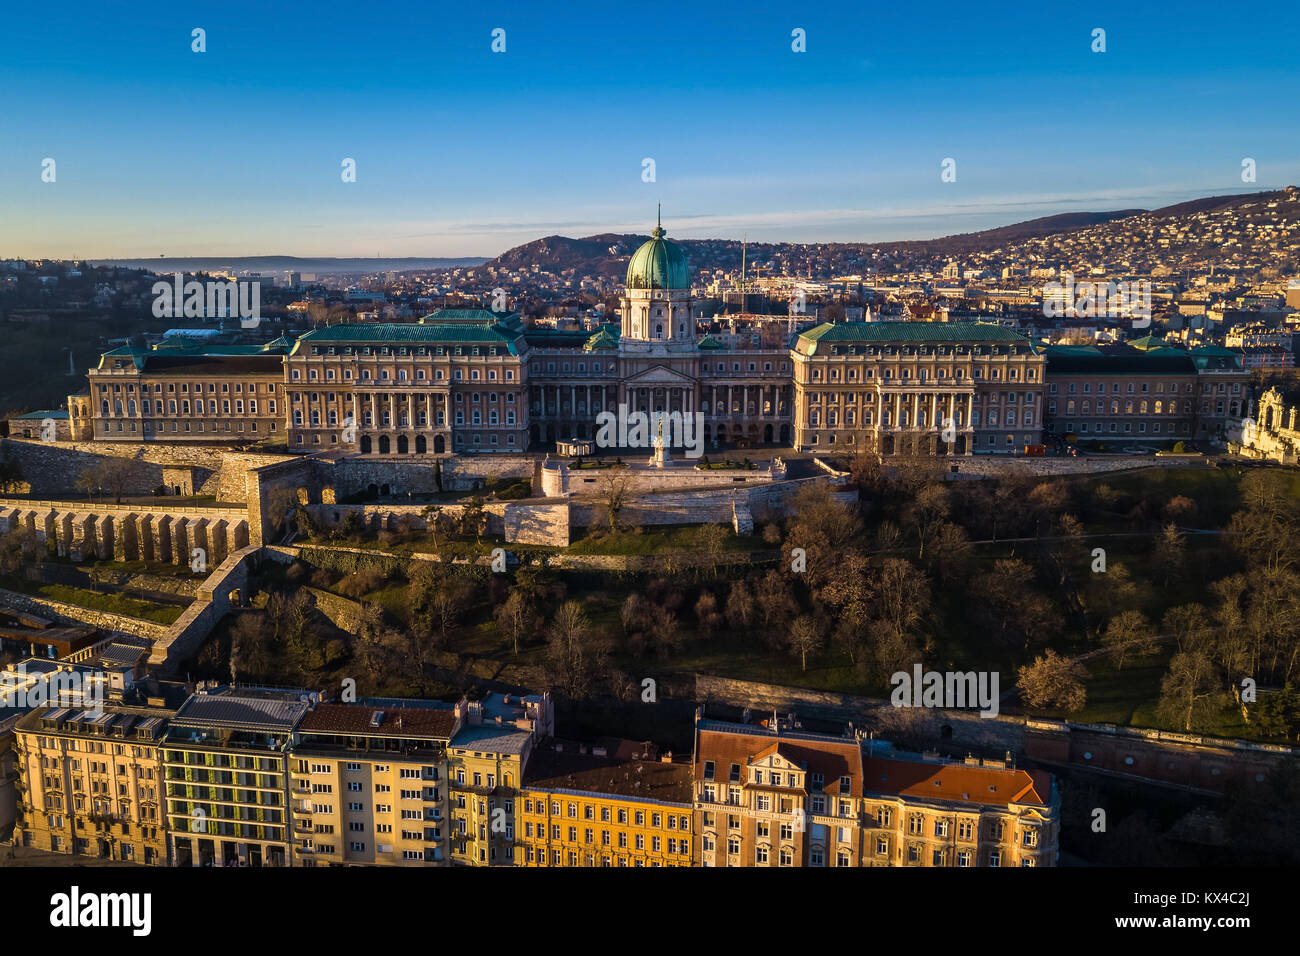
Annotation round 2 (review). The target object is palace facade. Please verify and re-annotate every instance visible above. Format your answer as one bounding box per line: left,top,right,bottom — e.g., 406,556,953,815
79,218,1249,457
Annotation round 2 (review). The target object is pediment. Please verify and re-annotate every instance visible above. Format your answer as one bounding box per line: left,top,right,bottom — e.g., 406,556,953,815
624,364,695,385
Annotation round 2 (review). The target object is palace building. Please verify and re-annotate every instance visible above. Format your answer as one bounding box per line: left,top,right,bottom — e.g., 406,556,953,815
78,216,1248,457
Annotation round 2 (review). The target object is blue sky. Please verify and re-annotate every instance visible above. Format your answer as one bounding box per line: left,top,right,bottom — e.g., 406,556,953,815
1,0,1297,258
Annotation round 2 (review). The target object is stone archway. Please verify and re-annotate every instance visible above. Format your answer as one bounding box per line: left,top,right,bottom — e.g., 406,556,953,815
434,434,445,454
378,436,390,454
397,435,409,454
779,424,790,444
763,424,773,443
360,435,372,454
416,435,427,454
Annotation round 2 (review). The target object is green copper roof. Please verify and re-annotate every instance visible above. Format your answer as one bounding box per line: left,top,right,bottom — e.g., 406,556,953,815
626,222,690,291
697,335,726,350
583,329,618,351
291,322,524,355
423,308,521,328
798,321,1035,354
1129,334,1168,351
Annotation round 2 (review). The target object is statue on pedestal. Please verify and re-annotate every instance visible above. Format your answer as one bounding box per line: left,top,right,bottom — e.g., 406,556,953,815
648,415,671,467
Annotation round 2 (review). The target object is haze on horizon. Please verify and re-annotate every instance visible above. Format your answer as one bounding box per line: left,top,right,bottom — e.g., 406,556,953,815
2,0,1297,260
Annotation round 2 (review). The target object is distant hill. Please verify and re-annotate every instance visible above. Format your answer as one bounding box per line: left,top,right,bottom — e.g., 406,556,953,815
484,188,1297,277
485,210,1151,276
84,255,489,276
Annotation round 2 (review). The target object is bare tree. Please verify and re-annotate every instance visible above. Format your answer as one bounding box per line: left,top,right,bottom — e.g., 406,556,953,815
1017,649,1088,712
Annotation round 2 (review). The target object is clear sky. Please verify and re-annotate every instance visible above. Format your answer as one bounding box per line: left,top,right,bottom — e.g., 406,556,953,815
1,0,1297,258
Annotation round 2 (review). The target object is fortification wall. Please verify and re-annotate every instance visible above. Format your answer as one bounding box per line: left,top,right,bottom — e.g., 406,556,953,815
0,586,170,642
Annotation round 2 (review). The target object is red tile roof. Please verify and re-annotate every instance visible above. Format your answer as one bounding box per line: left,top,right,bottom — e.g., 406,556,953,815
862,756,1053,808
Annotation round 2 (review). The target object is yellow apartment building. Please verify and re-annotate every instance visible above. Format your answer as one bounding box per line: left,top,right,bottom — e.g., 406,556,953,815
289,700,460,866
518,739,694,868
445,693,552,866
13,704,171,864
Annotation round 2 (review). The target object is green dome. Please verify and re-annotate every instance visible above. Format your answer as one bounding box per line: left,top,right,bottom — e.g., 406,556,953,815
626,224,689,291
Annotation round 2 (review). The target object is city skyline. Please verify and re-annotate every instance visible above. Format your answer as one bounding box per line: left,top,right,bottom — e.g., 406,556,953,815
2,0,1298,258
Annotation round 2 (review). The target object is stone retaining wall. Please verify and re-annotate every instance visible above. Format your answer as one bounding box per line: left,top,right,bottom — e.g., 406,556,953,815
0,587,170,641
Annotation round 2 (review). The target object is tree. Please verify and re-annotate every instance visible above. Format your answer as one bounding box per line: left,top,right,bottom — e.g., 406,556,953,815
1156,651,1227,732
753,570,798,646
971,558,1062,650
420,505,453,550
873,558,929,648
74,457,136,504
0,456,25,494
1101,609,1158,670
694,524,728,576
725,578,755,630
1163,495,1198,524
355,602,400,684
495,587,540,655
927,521,973,584
1162,603,1212,655
544,601,611,699
788,615,823,672
1017,649,1088,712
903,483,948,560
597,471,631,532
458,497,487,544
1151,523,1187,587
409,563,474,643
694,590,724,638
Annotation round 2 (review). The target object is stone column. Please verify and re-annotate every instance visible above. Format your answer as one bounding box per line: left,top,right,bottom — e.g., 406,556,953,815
208,518,228,566
155,515,174,564
190,518,210,569
139,515,156,562
55,512,73,557
94,514,114,560
172,517,191,568
115,513,140,562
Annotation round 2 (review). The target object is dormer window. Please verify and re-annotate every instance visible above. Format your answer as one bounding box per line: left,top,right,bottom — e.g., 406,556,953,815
729,763,741,783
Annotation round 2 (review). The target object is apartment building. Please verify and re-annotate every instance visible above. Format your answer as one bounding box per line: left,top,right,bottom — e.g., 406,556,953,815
518,739,694,867
860,751,1058,867
692,713,1060,868
290,700,460,867
445,693,552,866
13,704,171,864
163,686,314,867
693,715,866,867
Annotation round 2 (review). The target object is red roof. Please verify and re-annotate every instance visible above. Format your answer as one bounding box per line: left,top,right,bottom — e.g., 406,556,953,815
862,756,1052,808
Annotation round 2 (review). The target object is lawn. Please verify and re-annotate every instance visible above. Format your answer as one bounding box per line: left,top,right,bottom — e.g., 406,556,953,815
0,576,186,625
